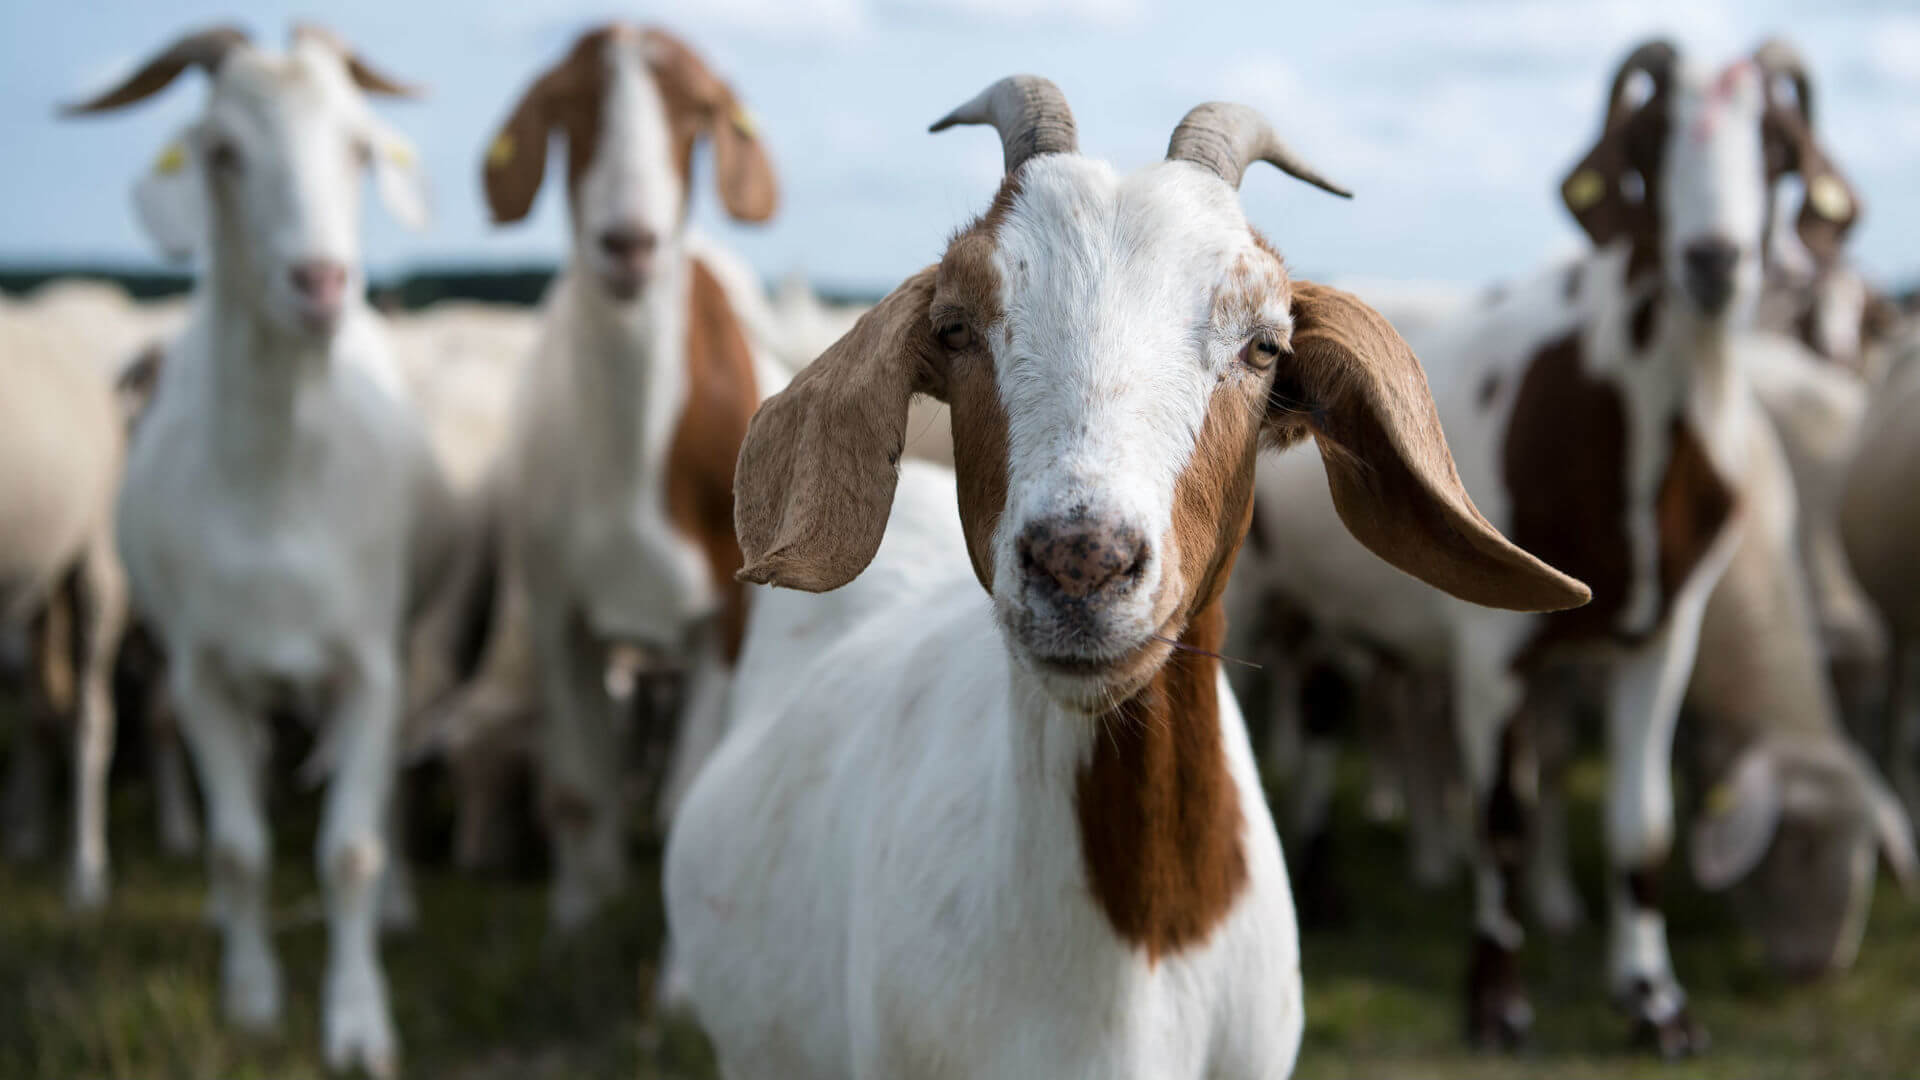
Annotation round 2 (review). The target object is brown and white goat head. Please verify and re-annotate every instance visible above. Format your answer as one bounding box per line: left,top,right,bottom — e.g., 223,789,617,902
734,76,1589,711
483,24,776,302
63,25,428,339
1560,38,1859,323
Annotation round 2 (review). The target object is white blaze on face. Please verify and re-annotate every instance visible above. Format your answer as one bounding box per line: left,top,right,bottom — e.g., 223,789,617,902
986,155,1287,647
1660,59,1770,314
574,35,682,271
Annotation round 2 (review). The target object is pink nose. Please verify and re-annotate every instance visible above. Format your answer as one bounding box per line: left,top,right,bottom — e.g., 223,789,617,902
1017,513,1150,601
289,259,348,311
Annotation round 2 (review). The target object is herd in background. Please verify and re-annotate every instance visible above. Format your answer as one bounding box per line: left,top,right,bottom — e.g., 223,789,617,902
1,17,1917,1079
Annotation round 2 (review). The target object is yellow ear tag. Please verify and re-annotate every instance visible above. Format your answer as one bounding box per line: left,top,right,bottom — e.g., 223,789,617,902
154,143,187,176
1564,168,1606,212
1706,781,1738,816
1808,174,1853,221
385,142,414,169
487,134,515,168
730,105,758,140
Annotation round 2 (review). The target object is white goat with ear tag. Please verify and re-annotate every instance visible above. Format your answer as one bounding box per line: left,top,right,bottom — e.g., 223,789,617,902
63,24,448,1077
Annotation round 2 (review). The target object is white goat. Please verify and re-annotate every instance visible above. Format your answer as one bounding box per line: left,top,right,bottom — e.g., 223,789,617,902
67,25,440,1075
0,316,130,911
444,23,787,930
1229,39,1861,1055
665,77,1587,1080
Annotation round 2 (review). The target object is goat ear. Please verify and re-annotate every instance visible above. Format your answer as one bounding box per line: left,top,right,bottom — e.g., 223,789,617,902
735,266,942,592
1770,114,1861,267
131,132,206,263
482,68,561,225
642,29,777,223
707,92,778,223
1691,747,1783,891
369,124,429,231
1860,765,1919,893
1268,281,1591,613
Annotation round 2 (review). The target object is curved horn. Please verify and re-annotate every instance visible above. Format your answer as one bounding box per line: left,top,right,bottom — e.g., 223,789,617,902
1600,39,1678,131
292,23,422,97
929,75,1077,175
1754,37,1814,126
60,25,250,115
1166,102,1351,197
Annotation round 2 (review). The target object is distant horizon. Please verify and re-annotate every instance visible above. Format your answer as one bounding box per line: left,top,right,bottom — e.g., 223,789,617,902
7,1,1918,292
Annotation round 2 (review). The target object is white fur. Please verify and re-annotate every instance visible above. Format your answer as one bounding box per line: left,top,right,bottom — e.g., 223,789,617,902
668,464,1303,1080
104,37,437,1077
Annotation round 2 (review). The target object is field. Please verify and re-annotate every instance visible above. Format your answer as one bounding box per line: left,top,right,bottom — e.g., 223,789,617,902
4,751,1917,1079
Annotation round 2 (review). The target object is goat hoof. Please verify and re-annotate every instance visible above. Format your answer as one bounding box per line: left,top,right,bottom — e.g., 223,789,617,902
1466,935,1532,1052
65,863,110,912
223,953,283,1035
1619,977,1708,1058
325,972,398,1078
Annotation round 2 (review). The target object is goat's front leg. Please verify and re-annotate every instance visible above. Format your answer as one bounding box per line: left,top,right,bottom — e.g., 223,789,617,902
317,649,402,1077
1604,616,1710,1058
1454,616,1535,1051
534,606,628,932
172,651,278,1031
655,633,732,827
148,687,202,857
68,538,128,911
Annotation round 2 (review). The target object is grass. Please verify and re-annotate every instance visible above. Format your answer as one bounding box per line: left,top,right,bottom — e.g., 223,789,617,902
3,753,1918,1078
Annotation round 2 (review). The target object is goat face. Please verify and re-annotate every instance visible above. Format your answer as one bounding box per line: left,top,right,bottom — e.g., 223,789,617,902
731,78,1590,713
64,26,427,341
1561,39,1859,325
483,25,777,305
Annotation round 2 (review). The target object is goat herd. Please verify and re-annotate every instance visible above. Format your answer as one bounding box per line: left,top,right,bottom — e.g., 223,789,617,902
4,19,1918,1080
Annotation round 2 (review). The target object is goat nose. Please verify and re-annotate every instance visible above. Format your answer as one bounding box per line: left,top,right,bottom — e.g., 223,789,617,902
1682,238,1740,314
288,259,347,306
1017,515,1150,601
598,225,658,261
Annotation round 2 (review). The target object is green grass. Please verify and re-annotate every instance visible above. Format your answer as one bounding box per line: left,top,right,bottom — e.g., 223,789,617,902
3,758,1917,1078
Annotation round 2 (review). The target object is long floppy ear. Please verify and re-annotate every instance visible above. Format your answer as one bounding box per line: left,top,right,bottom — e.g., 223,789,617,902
1692,746,1783,891
1268,281,1591,613
644,29,778,223
482,62,565,225
1559,40,1675,253
735,267,941,591
369,124,430,231
1764,105,1861,267
132,133,206,262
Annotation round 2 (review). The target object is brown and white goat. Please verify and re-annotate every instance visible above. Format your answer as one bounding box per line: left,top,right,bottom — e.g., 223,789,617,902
1227,38,1862,1054
665,76,1586,1080
452,23,784,929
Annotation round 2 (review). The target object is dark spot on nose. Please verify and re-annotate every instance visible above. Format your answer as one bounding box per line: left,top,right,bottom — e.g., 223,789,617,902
288,259,347,304
1681,238,1739,316
1017,512,1149,601
598,225,658,261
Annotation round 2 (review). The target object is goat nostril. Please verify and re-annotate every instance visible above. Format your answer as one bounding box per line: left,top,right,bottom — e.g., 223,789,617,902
599,226,658,260
1020,518,1148,600
289,260,347,303
1683,240,1739,277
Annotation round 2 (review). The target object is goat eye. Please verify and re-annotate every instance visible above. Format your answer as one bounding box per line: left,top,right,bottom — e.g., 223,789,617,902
938,321,974,351
351,140,373,168
1240,337,1283,369
207,140,241,173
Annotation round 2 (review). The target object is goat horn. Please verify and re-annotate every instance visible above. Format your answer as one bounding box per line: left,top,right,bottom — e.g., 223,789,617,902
60,25,250,116
1601,39,1678,132
1166,102,1351,198
1753,37,1814,127
930,75,1077,175
291,23,422,98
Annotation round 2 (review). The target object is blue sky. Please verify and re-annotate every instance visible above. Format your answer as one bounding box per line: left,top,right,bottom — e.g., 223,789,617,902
4,0,1917,292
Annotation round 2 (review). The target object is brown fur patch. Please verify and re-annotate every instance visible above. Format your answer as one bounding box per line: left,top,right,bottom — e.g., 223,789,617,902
1075,601,1247,961
1655,418,1736,600
1503,332,1633,650
668,260,760,661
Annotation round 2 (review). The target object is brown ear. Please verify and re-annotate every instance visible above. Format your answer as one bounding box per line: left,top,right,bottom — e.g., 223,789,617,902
643,29,778,223
1269,282,1591,613
1560,40,1676,260
735,267,941,591
1768,112,1861,267
482,64,568,224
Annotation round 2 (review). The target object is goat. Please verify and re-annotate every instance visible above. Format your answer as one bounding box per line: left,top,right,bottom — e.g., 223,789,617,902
1227,38,1860,1054
1683,404,1916,978
444,23,785,931
1842,335,1920,830
66,25,442,1075
0,316,130,912
664,76,1587,1079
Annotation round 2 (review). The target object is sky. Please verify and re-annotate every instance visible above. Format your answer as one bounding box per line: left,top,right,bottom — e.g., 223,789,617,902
3,0,1917,294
